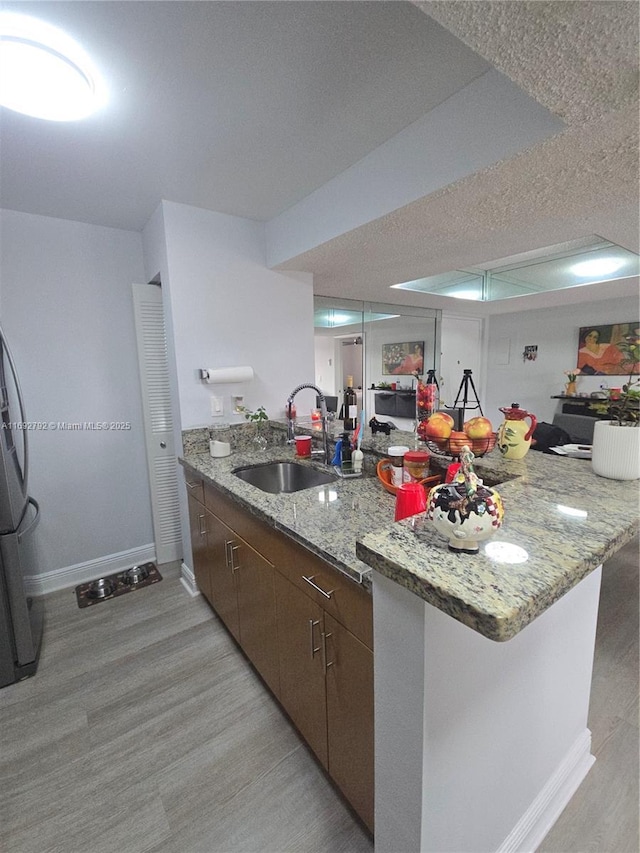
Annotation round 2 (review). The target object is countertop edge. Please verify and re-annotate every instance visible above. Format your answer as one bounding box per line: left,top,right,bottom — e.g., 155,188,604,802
179,455,373,590
358,517,639,641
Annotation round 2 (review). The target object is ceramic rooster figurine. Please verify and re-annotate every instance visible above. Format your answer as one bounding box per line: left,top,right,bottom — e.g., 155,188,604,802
426,445,504,553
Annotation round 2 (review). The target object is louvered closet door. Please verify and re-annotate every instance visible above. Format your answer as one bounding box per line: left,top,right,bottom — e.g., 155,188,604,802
132,283,182,563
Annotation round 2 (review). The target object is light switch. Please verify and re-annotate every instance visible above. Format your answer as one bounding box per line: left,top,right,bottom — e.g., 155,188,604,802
210,395,223,416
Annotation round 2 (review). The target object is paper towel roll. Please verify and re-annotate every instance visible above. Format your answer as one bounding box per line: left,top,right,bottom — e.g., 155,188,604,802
201,366,254,384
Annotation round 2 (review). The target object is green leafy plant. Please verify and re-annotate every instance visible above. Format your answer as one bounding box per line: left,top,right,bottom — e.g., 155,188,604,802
244,405,268,425
589,378,640,426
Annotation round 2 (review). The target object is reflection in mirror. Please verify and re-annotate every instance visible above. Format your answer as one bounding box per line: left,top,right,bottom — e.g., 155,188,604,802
364,301,440,431
314,295,441,433
314,296,366,420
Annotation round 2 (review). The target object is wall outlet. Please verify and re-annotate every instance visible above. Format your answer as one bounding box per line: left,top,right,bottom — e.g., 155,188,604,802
210,395,224,416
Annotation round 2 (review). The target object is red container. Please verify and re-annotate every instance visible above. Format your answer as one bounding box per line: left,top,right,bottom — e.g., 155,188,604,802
394,482,427,521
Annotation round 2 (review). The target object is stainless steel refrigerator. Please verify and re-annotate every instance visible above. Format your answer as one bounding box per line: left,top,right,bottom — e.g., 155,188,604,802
0,325,42,688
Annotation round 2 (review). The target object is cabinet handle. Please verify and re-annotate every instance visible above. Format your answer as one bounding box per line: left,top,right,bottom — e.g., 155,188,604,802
198,514,206,536
309,619,321,658
224,539,233,568
229,543,240,573
321,631,334,672
302,574,335,599
186,480,199,490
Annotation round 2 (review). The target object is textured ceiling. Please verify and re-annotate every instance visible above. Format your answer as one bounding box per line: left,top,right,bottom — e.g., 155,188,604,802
419,0,639,123
278,0,639,312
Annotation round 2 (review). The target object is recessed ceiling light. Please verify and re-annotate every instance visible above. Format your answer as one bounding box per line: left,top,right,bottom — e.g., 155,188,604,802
448,289,483,301
570,258,625,277
0,12,107,121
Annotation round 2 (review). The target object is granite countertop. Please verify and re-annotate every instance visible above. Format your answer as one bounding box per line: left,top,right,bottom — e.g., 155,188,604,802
180,425,639,642
357,445,639,641
180,438,401,590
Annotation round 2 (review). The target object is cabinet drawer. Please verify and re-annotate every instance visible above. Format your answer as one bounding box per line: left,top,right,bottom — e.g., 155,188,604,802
202,481,372,648
203,481,285,567
276,540,372,650
184,470,204,504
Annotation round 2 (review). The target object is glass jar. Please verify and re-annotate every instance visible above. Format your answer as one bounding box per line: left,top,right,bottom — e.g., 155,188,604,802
388,445,410,487
404,450,430,482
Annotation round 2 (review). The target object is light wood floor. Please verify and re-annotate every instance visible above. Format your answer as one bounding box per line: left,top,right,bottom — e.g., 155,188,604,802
539,534,639,853
0,536,637,853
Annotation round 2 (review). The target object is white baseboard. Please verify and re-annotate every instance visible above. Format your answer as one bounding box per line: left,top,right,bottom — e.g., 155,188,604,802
179,562,200,597
24,544,157,596
496,729,595,853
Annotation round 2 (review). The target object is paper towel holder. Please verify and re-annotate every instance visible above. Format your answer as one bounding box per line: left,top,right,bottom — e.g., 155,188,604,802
199,366,254,384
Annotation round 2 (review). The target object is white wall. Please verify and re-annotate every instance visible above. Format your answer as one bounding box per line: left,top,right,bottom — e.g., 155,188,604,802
484,295,640,427
266,70,563,267
142,201,315,578
440,315,484,410
0,209,154,580
146,201,315,430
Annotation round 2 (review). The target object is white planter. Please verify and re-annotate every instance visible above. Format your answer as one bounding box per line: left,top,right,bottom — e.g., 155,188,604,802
591,420,640,480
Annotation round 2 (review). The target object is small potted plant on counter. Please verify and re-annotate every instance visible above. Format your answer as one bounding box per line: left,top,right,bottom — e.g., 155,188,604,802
245,405,269,451
589,337,640,480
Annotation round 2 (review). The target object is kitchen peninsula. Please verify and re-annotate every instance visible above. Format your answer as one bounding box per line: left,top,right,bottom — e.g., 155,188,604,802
180,424,638,852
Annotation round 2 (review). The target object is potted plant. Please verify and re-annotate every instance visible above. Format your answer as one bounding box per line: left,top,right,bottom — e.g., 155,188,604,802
563,368,581,396
245,405,269,451
589,343,640,480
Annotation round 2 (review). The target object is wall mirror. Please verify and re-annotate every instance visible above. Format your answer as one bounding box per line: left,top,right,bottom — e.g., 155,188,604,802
314,295,441,430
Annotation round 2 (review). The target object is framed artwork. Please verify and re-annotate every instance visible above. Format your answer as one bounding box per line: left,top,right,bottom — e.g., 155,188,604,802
382,340,424,376
576,323,639,376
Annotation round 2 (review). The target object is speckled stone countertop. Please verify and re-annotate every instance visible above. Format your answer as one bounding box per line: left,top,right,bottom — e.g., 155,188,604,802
180,423,639,641
357,442,639,641
180,423,404,590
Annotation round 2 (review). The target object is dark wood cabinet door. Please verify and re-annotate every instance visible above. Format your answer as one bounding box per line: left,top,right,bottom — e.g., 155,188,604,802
187,492,211,603
325,613,374,833
235,540,280,697
205,509,240,642
274,571,328,768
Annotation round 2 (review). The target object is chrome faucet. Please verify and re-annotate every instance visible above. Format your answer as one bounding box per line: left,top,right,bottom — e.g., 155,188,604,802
286,383,331,465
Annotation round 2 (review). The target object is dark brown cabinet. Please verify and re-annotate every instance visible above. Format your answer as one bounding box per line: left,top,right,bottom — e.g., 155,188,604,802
325,613,374,831
274,571,328,767
186,479,211,604
184,470,373,833
203,508,241,643
274,539,374,832
186,479,279,694
234,535,280,696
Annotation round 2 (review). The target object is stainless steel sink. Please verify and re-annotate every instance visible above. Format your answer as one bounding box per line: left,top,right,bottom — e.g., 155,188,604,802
232,460,337,494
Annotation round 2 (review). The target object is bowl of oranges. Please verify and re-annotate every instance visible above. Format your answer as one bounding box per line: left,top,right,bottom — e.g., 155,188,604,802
417,412,497,457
